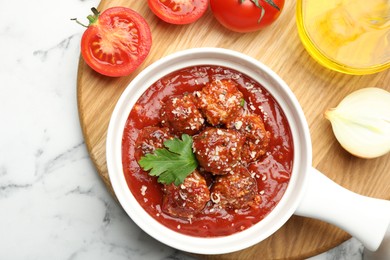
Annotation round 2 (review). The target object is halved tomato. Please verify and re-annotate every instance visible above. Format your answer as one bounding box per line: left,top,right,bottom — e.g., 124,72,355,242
148,0,208,25
79,7,152,77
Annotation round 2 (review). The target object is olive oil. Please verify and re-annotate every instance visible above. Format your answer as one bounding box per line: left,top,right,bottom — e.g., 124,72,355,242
296,0,390,75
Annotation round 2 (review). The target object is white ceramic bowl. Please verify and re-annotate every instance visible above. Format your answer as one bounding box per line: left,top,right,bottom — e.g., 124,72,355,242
106,48,390,254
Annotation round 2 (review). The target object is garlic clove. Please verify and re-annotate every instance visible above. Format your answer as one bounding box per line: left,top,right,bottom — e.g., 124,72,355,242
325,87,390,159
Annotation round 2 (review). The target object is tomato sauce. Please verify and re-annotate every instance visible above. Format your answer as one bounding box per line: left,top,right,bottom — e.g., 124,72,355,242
122,65,294,237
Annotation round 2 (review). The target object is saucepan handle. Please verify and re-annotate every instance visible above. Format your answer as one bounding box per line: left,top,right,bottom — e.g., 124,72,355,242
295,167,390,251
364,224,390,259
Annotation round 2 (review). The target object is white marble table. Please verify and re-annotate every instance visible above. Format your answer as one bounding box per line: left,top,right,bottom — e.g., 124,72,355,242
0,0,369,259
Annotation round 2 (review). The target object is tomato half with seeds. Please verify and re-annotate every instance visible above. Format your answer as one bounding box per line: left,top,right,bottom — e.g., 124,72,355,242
148,0,208,25
80,7,152,77
210,0,285,33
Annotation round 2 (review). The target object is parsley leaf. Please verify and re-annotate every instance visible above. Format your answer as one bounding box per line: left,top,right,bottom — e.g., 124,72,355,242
138,134,198,186
240,98,245,107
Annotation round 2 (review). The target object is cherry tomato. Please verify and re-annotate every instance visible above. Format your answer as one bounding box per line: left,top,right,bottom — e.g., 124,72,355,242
210,0,285,33
148,0,208,25
79,7,152,77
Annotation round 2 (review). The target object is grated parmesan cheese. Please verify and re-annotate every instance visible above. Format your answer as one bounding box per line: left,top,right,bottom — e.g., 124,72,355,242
210,192,221,203
234,121,243,130
140,185,147,196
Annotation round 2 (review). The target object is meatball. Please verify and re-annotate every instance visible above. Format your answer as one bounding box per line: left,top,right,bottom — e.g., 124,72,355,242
227,113,270,163
192,128,245,175
160,94,205,135
210,166,260,210
162,170,210,219
134,126,172,161
196,79,244,126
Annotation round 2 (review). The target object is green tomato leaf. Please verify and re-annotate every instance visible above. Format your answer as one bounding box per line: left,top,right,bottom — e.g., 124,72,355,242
138,134,198,186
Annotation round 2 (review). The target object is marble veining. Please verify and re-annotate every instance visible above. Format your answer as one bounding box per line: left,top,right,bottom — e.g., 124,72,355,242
0,0,378,259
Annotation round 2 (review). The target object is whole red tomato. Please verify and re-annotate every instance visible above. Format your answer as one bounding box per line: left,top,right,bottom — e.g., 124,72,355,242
148,0,208,25
76,7,152,77
210,0,285,33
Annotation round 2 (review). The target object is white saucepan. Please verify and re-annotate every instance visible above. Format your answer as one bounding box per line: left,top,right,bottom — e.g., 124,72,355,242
106,48,390,255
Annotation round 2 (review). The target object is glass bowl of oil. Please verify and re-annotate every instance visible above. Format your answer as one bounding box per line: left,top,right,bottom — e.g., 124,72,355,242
296,0,390,75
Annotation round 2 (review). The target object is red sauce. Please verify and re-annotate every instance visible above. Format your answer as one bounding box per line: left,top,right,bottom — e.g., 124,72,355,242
122,66,294,237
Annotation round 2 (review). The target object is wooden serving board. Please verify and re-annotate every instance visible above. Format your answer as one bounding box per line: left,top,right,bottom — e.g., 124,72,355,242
77,1,390,259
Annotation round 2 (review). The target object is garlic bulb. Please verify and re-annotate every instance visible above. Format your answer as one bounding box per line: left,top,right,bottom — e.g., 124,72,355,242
325,87,390,158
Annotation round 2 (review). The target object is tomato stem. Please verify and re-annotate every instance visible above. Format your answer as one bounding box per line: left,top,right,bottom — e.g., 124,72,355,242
87,7,100,24
263,0,280,11
70,18,88,28
71,7,100,28
239,0,280,23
